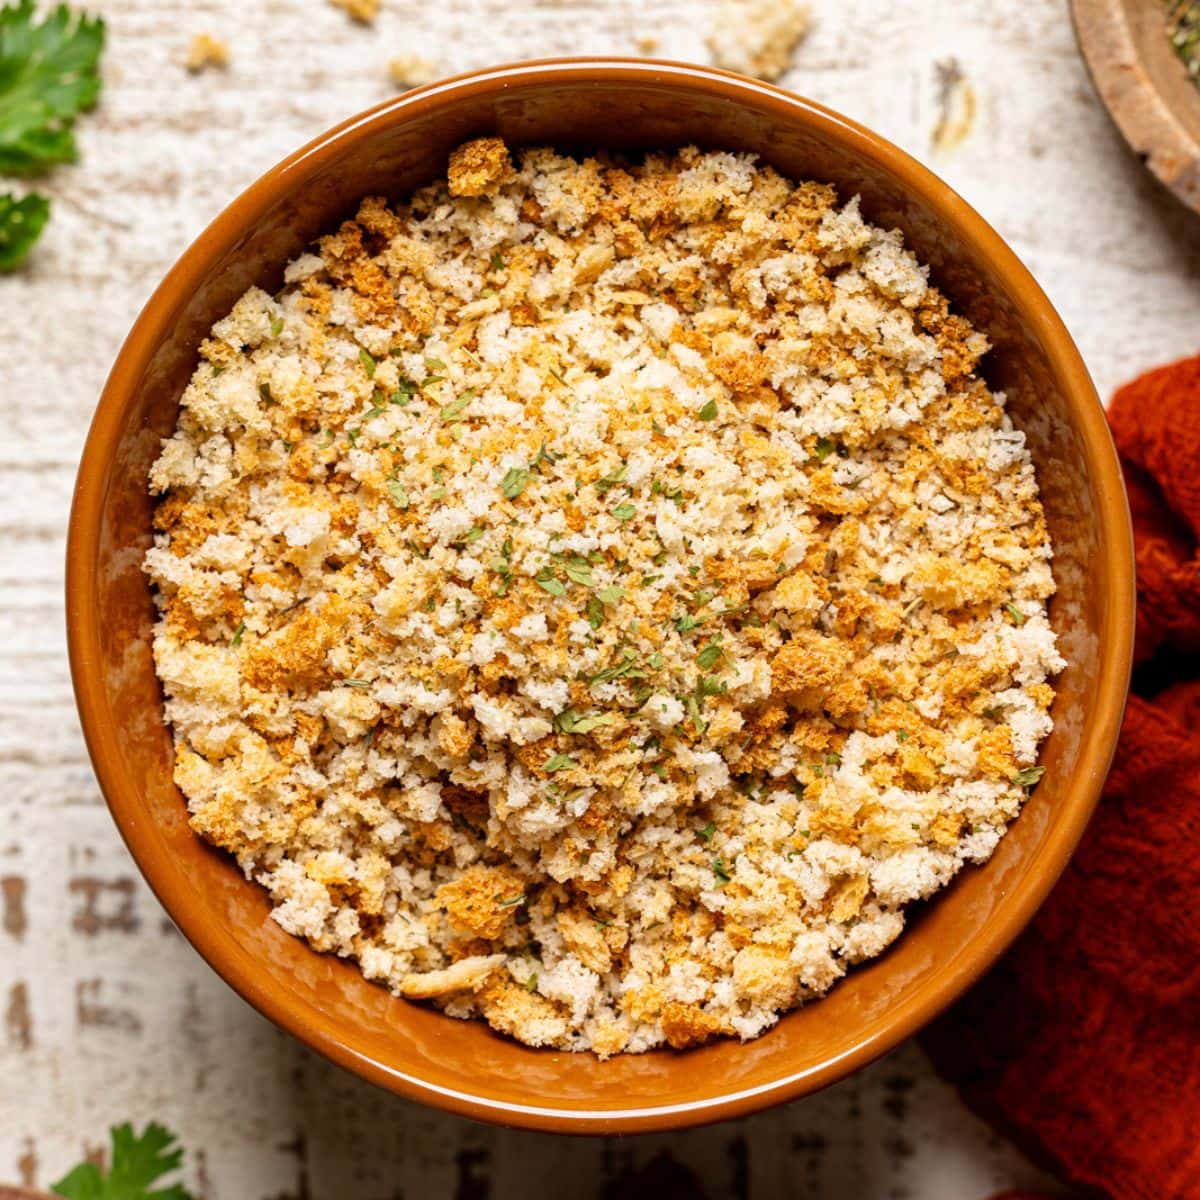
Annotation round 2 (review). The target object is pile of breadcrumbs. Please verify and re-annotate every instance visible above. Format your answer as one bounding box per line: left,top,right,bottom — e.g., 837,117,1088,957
145,138,1063,1056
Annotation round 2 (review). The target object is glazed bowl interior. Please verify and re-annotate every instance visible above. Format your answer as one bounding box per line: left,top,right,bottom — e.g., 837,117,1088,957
67,60,1134,1133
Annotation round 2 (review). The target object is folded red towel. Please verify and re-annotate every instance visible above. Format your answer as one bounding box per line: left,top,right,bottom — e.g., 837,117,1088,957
921,355,1200,1200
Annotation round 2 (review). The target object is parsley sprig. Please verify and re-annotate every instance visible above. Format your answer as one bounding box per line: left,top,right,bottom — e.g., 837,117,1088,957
0,1,107,270
51,1122,195,1200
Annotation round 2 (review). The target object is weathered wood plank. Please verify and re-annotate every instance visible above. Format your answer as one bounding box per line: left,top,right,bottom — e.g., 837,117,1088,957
2,0,1194,1194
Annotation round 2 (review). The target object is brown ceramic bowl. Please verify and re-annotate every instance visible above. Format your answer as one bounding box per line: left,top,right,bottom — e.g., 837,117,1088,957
66,59,1135,1133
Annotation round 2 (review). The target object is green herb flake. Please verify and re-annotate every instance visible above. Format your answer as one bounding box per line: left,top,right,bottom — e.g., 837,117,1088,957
440,393,473,423
813,436,836,460
554,708,617,735
594,463,628,493
341,678,372,689
1004,602,1027,627
1012,765,1045,790
490,252,506,271
230,619,246,648
357,347,376,377
711,857,732,886
611,502,636,521
564,556,594,588
501,466,530,500
697,822,716,843
586,594,605,629
697,399,718,421
523,972,538,992
269,315,284,337
536,567,566,597
587,652,639,686
464,526,485,543
597,585,626,605
544,753,577,772
495,893,526,907
388,479,410,509
696,640,723,670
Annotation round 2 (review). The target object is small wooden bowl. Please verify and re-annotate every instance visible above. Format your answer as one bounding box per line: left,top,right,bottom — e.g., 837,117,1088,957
1073,0,1200,212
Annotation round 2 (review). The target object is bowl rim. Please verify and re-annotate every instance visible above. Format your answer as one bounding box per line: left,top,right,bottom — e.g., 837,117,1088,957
65,56,1136,1133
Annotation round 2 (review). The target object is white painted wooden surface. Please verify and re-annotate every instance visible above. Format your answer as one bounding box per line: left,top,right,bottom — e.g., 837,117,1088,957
1,1,1197,1195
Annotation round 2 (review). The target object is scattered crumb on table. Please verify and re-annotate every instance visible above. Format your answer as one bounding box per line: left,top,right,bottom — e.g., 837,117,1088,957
330,0,380,24
707,0,811,81
388,54,439,89
185,33,230,74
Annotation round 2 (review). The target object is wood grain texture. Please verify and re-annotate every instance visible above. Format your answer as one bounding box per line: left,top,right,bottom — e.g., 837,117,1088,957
0,0,1197,1195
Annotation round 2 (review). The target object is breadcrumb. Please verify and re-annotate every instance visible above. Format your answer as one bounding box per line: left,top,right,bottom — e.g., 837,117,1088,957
708,0,811,81
388,53,439,89
330,0,379,23
184,33,229,74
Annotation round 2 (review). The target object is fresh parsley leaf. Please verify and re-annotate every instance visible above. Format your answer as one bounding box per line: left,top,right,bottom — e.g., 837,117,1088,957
711,857,732,886
697,399,718,421
500,466,530,499
357,347,376,377
229,619,245,648
490,252,506,271
697,822,716,842
696,640,723,670
544,753,576,772
388,479,409,509
0,0,105,177
812,436,836,460
51,1121,195,1200
596,585,625,605
0,188,47,269
269,314,284,337
611,502,636,521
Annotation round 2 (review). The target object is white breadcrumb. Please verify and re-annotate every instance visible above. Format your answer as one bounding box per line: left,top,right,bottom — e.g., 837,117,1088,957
388,54,439,89
145,139,1062,1059
184,33,229,74
708,0,811,81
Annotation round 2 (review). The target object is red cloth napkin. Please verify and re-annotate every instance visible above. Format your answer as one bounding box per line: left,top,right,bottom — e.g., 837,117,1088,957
921,355,1200,1199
